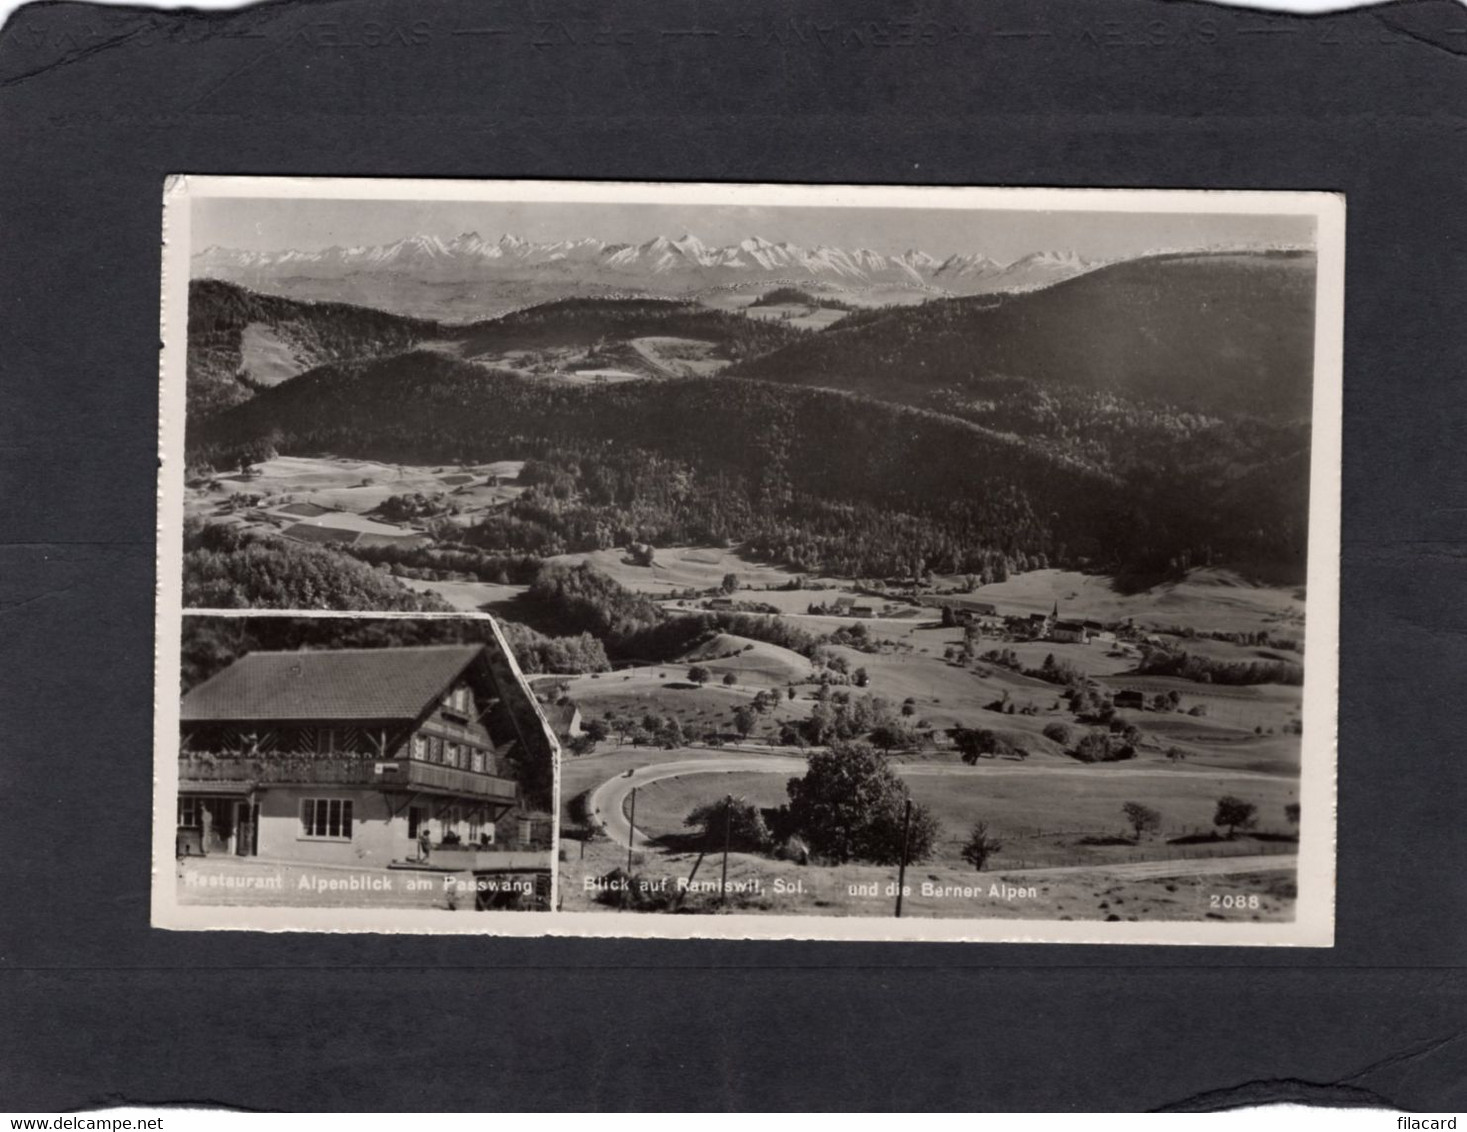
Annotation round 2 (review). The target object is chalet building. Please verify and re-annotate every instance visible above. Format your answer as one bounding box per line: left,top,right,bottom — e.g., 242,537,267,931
176,643,557,869
1050,620,1088,644
540,701,584,741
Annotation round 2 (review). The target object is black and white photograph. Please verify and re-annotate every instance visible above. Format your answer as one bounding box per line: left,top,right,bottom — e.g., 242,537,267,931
160,612,558,925
156,178,1341,942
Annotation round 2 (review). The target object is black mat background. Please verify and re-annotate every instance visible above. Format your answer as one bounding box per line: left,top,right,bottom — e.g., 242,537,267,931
2,0,1466,1112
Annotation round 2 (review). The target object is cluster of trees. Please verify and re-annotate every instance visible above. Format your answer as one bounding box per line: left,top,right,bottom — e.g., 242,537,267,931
1071,728,1139,763
952,727,1026,763
1136,646,1304,687
782,743,940,866
345,542,544,586
495,622,610,675
603,711,692,749
374,492,455,523
780,691,906,749
748,287,856,312
181,520,448,612
1120,796,1296,842
518,561,820,665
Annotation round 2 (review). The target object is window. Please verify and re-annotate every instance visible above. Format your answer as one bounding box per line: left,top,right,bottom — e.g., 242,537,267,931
411,734,427,760
470,748,486,774
467,813,483,842
430,736,445,764
177,797,201,827
300,798,353,840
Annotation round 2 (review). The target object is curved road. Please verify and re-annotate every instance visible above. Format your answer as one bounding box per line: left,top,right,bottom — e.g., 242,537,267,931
588,751,1291,858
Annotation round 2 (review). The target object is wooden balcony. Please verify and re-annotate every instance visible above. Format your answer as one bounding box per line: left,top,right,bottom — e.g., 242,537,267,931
179,755,518,803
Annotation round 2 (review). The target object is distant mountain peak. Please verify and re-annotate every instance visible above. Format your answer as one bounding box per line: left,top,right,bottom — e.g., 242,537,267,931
191,230,1124,296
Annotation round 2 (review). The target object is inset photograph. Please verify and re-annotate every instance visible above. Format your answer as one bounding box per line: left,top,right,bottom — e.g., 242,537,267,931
162,613,557,923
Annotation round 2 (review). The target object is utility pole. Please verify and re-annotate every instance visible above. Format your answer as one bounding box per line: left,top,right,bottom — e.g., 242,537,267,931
626,786,637,876
895,798,912,918
721,794,732,908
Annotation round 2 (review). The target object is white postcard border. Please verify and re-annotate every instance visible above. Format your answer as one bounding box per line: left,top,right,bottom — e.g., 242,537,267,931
154,176,1343,944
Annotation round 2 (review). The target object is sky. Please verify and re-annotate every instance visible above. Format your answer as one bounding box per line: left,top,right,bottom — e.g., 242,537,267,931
192,197,1315,262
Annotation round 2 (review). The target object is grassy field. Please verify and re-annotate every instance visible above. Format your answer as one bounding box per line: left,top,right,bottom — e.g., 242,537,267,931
614,759,1298,872
543,545,841,596
558,838,1296,923
942,567,1305,636
187,455,527,526
400,578,529,612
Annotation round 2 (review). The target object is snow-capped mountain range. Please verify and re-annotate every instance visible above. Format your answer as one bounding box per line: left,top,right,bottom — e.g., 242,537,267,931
192,231,1101,295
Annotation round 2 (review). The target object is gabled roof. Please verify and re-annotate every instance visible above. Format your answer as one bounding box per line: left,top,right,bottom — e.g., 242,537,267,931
181,644,487,724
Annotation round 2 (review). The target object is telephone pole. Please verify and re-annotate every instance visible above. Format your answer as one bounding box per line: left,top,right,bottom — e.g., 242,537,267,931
895,798,912,918
626,786,637,876
721,794,732,907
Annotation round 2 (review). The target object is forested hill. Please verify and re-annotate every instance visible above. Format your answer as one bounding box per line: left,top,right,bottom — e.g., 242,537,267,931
190,350,1306,580
187,279,444,418
186,282,807,419
729,250,1318,419
456,296,805,361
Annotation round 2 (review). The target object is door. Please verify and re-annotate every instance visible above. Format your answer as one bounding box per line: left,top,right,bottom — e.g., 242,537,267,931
235,801,258,857
202,798,233,855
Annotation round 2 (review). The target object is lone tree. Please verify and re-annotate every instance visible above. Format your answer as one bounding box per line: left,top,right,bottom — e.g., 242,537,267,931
1122,801,1163,841
960,821,1004,871
732,704,757,739
720,572,740,595
786,742,940,865
953,726,1013,764
869,718,918,754
722,672,739,687
687,665,712,685
1213,796,1258,840
684,796,772,853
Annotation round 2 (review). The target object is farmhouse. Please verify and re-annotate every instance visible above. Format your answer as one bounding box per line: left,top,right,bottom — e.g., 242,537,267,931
707,597,735,611
849,603,876,618
176,643,557,868
1050,620,1088,644
540,700,584,741
1114,689,1147,710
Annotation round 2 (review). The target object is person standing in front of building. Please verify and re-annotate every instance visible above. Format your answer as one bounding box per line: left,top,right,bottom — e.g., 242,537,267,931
418,824,431,864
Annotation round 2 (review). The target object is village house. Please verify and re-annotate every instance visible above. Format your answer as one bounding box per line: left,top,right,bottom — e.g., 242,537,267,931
176,643,557,869
539,700,584,742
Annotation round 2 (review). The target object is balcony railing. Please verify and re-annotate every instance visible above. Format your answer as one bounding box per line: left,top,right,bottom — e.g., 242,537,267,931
179,755,518,803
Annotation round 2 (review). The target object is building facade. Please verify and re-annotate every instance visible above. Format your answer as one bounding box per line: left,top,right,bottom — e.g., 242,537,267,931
177,642,557,869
